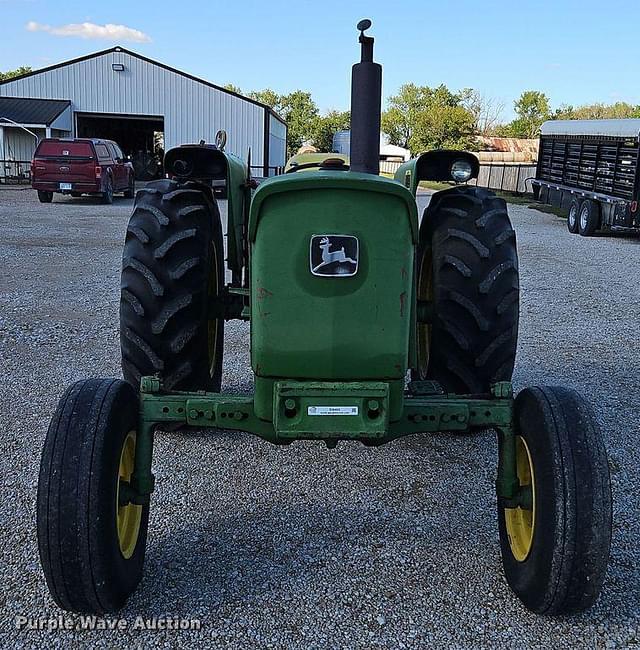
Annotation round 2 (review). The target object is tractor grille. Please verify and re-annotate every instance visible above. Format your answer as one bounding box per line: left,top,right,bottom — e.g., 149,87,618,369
538,136,639,200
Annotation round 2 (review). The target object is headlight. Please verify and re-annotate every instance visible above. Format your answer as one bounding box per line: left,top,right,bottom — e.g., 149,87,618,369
451,159,473,183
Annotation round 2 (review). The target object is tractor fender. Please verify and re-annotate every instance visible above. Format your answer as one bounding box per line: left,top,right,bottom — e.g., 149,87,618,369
164,144,249,275
394,150,480,196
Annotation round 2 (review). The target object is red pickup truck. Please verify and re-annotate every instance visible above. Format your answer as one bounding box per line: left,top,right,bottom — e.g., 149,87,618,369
31,138,135,204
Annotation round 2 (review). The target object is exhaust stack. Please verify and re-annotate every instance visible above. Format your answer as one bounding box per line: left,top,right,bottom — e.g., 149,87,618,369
349,19,382,175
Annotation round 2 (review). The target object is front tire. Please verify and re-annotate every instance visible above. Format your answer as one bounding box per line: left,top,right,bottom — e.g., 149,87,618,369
37,379,150,613
413,186,519,394
37,190,53,203
498,386,612,614
120,179,225,391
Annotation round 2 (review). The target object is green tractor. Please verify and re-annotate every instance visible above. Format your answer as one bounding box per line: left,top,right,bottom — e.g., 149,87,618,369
37,20,611,616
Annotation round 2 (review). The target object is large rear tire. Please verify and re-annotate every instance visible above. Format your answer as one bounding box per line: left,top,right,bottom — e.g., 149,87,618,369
120,179,224,391
37,190,53,203
413,186,519,394
498,386,612,614
37,379,149,613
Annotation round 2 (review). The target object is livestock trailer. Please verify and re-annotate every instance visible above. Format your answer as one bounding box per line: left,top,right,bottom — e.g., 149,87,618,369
533,119,640,235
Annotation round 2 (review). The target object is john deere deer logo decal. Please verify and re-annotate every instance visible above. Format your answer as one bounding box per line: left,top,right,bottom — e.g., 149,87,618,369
310,235,359,277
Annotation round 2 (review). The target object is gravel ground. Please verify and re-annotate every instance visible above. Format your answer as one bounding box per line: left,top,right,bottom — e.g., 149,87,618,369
0,186,638,649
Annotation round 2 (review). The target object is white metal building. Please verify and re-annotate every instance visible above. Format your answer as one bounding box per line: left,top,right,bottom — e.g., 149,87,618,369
0,46,286,180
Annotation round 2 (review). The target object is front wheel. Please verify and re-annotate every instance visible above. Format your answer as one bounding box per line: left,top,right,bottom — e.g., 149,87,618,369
37,379,150,613
498,386,612,615
37,190,53,203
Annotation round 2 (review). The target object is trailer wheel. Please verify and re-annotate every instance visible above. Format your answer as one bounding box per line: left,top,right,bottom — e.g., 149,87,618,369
578,199,600,236
498,386,612,615
567,199,581,234
413,186,519,394
37,190,53,203
37,379,150,613
120,179,224,391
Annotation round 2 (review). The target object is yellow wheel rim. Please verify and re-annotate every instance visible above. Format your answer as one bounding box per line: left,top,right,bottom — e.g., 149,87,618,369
416,246,433,378
504,436,536,562
116,430,142,559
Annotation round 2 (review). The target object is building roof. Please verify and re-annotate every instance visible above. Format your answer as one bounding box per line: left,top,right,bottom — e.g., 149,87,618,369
0,46,286,126
0,96,70,126
541,119,640,138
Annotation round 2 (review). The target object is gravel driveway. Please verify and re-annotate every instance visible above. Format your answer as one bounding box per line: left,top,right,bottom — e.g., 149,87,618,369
0,187,638,648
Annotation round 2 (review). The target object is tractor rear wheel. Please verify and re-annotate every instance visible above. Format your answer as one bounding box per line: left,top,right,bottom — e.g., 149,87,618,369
498,386,612,614
413,186,519,394
37,379,150,613
120,179,225,391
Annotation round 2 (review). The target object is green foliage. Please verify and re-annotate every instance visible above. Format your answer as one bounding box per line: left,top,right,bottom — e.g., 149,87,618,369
501,91,551,138
222,83,242,94
278,91,319,156
246,89,318,156
310,110,350,152
247,89,281,109
0,66,32,81
381,83,476,153
554,101,640,120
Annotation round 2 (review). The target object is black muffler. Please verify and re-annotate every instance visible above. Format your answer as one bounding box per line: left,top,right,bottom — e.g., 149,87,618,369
349,19,382,175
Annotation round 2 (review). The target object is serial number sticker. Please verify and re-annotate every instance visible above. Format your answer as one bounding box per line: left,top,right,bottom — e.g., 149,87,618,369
307,406,359,416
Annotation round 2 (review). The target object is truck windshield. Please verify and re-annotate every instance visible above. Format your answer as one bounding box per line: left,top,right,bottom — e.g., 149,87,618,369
35,141,94,159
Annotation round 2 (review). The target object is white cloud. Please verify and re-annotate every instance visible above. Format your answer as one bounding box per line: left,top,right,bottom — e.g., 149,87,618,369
26,20,151,43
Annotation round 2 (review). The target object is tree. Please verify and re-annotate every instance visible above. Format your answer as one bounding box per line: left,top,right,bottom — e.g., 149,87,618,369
0,66,32,81
504,91,550,138
247,89,281,110
310,110,350,152
277,90,319,156
222,83,242,95
554,101,640,120
382,83,476,154
460,88,504,136
413,104,477,151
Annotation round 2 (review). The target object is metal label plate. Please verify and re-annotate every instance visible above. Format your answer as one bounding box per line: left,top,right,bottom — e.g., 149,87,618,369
310,234,359,277
308,406,359,416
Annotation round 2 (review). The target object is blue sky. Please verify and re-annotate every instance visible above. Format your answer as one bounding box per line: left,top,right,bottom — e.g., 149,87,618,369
1,0,639,120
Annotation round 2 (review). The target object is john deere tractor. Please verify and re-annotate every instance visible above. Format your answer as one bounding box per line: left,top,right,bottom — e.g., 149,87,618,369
37,20,612,616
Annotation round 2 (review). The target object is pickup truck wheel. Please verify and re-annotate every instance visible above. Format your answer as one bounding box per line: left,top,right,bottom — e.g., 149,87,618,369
102,176,114,205
413,186,519,394
120,179,224,392
37,190,53,203
123,175,135,199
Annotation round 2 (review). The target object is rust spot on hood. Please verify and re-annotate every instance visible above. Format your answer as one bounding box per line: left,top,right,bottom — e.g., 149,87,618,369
400,291,407,317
